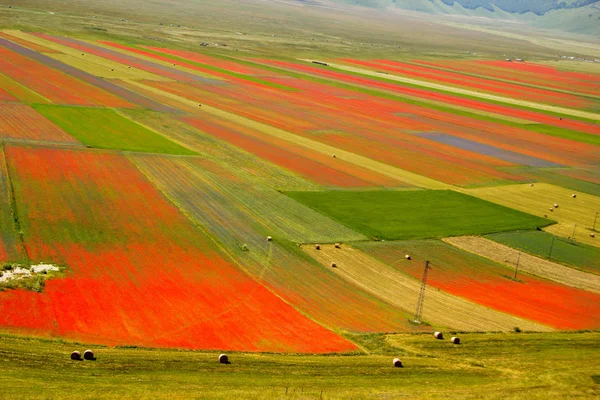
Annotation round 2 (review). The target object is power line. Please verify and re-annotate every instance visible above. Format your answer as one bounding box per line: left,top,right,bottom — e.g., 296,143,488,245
414,260,431,324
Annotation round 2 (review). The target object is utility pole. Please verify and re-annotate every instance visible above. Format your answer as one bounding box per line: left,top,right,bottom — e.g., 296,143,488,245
513,252,521,280
593,212,598,231
571,224,577,240
548,236,555,259
414,260,431,324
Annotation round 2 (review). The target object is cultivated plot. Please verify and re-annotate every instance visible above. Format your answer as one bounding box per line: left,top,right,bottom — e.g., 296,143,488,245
485,230,600,275
357,239,600,330
0,144,355,353
132,154,417,333
0,40,132,107
0,144,22,262
303,244,550,332
120,109,319,191
443,236,600,292
33,105,195,155
0,104,80,145
286,190,552,240
466,183,600,246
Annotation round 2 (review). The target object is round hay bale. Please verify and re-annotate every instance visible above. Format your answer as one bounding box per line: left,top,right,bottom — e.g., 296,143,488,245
434,332,443,340
549,208,553,212
572,194,576,198
83,349,94,360
334,243,341,249
405,254,411,260
554,203,559,208
219,353,229,364
331,262,337,268
332,154,336,158
315,244,321,250
451,337,461,344
266,236,272,242
71,351,81,361
392,358,403,368
529,183,534,187
590,233,595,238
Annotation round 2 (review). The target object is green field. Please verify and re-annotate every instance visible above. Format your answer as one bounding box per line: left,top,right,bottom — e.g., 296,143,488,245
486,230,600,275
33,105,196,155
0,332,598,399
286,190,553,240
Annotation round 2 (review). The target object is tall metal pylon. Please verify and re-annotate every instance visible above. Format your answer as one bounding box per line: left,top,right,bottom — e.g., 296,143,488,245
414,260,431,324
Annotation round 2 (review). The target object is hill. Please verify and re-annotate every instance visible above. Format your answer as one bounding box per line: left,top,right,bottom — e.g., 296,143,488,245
326,0,600,35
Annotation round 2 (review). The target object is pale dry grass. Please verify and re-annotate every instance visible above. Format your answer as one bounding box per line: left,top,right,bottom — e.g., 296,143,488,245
303,244,552,332
464,183,600,247
443,236,600,293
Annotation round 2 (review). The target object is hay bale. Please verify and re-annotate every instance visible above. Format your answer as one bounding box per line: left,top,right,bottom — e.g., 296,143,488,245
529,183,534,187
392,358,403,368
554,203,559,208
71,351,81,361
331,262,337,268
549,208,553,212
83,349,94,360
219,353,229,364
315,244,321,250
332,154,336,158
590,233,595,238
405,254,411,260
266,236,272,242
572,194,577,198
451,337,461,344
434,332,443,340
334,243,341,249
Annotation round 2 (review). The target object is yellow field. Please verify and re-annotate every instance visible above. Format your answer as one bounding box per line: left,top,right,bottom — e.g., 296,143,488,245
303,244,552,332
464,183,600,247
83,39,225,81
0,73,50,104
317,61,600,122
123,79,452,189
443,236,600,293
3,30,170,82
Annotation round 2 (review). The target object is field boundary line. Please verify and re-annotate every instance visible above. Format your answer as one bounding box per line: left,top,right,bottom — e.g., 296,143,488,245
401,60,600,102
443,236,600,293
123,79,452,190
303,244,553,332
0,140,29,263
309,60,600,122
128,154,358,341
3,31,172,82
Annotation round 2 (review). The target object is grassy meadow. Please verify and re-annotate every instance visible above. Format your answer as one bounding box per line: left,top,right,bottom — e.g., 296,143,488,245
286,190,553,240
0,332,598,399
33,105,196,155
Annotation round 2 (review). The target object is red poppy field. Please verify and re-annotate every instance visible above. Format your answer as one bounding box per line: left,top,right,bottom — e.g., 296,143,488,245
0,43,132,107
0,144,355,352
357,240,600,330
0,27,599,353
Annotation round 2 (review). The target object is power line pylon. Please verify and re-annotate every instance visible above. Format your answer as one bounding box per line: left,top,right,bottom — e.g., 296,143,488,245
414,260,431,324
